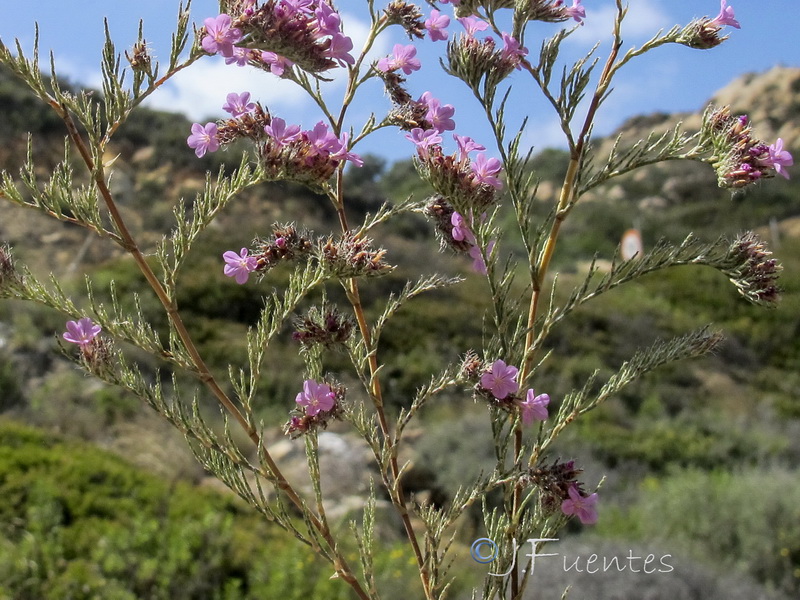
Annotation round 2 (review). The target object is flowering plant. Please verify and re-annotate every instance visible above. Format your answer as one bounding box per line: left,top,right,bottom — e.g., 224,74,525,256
0,0,792,598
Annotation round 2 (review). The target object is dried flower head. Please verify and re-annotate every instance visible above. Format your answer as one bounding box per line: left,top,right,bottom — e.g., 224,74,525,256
525,458,585,514
384,1,426,39
424,196,474,252
445,34,515,92
125,39,152,72
292,304,355,349
319,231,393,278
725,232,782,306
254,223,314,272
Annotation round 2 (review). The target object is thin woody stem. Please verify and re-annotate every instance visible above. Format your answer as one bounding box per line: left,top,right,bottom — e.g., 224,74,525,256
54,101,371,600
510,10,625,598
333,170,433,600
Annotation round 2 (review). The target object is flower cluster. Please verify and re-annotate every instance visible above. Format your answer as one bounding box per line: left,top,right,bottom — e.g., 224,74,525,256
201,1,354,73
446,25,527,92
526,459,599,524
187,95,271,157
676,0,740,49
700,106,793,188
411,131,503,214
474,359,551,423
725,232,783,306
384,0,426,39
187,94,362,185
284,378,345,437
222,224,314,284
319,231,393,278
262,118,364,185
292,304,355,349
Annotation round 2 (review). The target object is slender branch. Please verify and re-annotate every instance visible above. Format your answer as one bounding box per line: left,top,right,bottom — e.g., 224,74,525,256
333,169,433,599
52,99,371,600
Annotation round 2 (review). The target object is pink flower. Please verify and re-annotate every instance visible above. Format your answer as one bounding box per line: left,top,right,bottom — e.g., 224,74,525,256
710,0,740,29
187,122,220,158
265,117,302,146
561,0,586,24
295,379,336,416
201,14,242,57
223,248,258,284
405,128,442,157
325,33,355,67
520,389,550,424
480,359,519,399
261,52,294,76
314,2,341,36
469,240,494,275
561,485,599,525
501,33,528,69
454,134,486,162
425,98,456,132
306,121,342,156
451,212,475,243
222,92,256,117
225,46,249,66
331,132,364,167
765,138,793,179
458,16,489,37
471,153,503,190
63,317,101,346
378,44,421,75
425,9,450,42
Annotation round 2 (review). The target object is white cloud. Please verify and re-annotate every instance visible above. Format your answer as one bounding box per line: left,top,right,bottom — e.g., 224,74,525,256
143,58,309,121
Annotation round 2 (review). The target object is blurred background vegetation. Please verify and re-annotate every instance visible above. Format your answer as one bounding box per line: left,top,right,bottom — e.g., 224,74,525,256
1,61,799,598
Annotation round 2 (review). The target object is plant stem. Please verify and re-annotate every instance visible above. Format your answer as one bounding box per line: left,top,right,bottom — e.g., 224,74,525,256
333,170,433,599
54,101,371,600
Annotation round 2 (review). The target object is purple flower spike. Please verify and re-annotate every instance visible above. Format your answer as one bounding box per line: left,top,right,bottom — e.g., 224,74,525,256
223,248,258,284
295,379,336,416
710,0,740,29
561,484,599,525
222,92,256,117
63,317,102,346
425,9,450,42
480,359,519,399
766,138,793,179
520,389,550,424
201,14,242,57
187,122,220,158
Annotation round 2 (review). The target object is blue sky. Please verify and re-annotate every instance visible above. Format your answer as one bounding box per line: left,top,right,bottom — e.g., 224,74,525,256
1,1,798,162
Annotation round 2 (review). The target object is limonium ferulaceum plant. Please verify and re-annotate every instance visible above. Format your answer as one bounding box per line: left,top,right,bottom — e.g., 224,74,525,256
0,0,793,598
